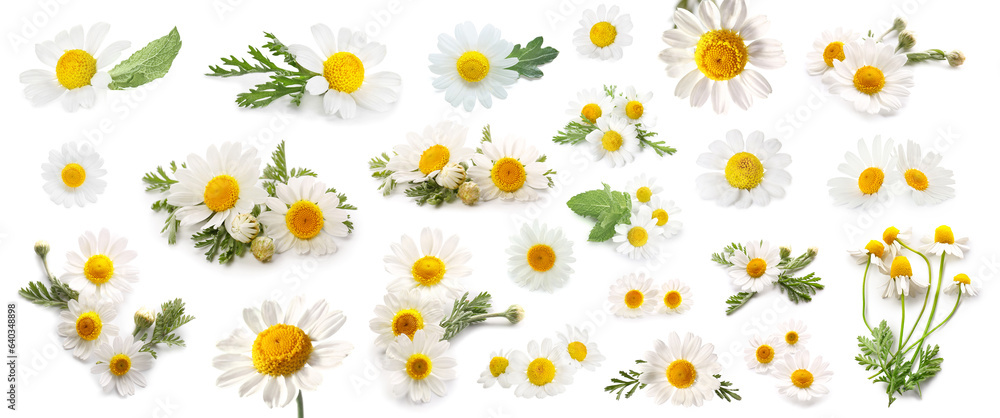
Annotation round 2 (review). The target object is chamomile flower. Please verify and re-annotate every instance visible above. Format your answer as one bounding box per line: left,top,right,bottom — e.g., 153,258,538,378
369,290,445,350
91,335,153,397
626,173,662,207
727,241,781,293
167,142,268,234
884,255,928,298
773,351,832,402
41,142,107,207
638,332,722,407
608,272,657,318
945,273,979,297
385,227,471,300
287,24,400,118
57,294,119,360
257,176,350,256
806,28,861,75
508,338,577,398
429,22,519,111
556,325,605,371
848,240,891,271
477,349,515,388
567,88,613,124
506,221,575,292
774,320,810,353
611,85,655,126
745,334,785,374
613,206,664,260
657,279,693,314
660,0,786,113
574,5,633,60
828,136,898,209
213,297,353,408
19,22,130,111
920,225,969,258
896,140,955,205
822,38,914,114
385,329,456,403
386,122,473,189
696,130,791,208
467,136,550,201
881,226,912,259
585,116,639,167
647,196,682,237
63,228,138,304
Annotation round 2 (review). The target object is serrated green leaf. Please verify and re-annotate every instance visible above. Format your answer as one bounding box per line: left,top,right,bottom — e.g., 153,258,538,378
506,36,558,78
108,27,182,89
567,189,613,218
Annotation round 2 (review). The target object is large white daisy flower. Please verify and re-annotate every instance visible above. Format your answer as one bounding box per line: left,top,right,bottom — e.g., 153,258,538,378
369,290,445,350
214,297,352,408
63,228,138,304
477,349,515,388
647,196,683,237
744,334,785,374
508,338,577,398
896,140,955,205
639,332,722,407
19,22,130,112
258,176,350,256
506,221,575,292
167,142,267,234
385,227,472,300
806,28,861,75
429,22,519,111
41,142,107,208
468,136,549,201
287,24,400,118
613,206,664,260
385,329,456,403
91,335,154,397
920,225,969,259
626,173,662,207
56,294,119,360
608,272,658,318
585,116,640,167
567,87,613,124
945,273,979,297
386,121,473,188
556,325,605,371
828,136,898,209
574,5,633,61
884,255,929,298
657,279,693,315
727,241,780,292
822,38,914,114
611,85,655,126
774,320,810,353
696,129,791,208
773,351,833,401
660,0,785,113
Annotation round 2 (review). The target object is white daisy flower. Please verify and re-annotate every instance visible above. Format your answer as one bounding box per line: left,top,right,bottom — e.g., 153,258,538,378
585,116,639,167
828,136,898,209
56,294,119,360
213,297,353,408
647,196,682,237
884,255,929,298
574,5,633,61
626,173,662,207
477,349,515,388
508,338,577,398
896,140,955,205
385,227,472,300
822,38,914,114
696,129,791,208
467,136,550,201
920,225,969,259
881,226,912,260
257,176,350,256
848,239,891,271
773,351,833,402
19,22,130,112
369,290,445,350
91,335,153,397
611,85,655,126
167,142,268,235
660,0,786,113
556,325,605,371
386,121,474,189
727,241,780,293
41,142,107,207
945,273,979,297
63,228,138,304
608,272,657,318
567,88,613,124
657,279,693,314
287,24,400,118
639,332,722,407
774,319,810,353
613,206,664,260
429,22,519,111
744,334,785,374
506,221,575,292
385,329,456,403
806,28,861,75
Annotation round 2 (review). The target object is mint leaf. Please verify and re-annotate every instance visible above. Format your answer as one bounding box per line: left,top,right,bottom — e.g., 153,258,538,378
567,186,613,218
506,36,558,79
108,27,182,90
588,220,618,242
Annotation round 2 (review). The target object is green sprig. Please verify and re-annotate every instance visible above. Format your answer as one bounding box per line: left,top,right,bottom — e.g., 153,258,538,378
714,374,742,402
439,292,492,341
566,183,633,242
207,32,318,108
604,360,647,400
136,298,195,359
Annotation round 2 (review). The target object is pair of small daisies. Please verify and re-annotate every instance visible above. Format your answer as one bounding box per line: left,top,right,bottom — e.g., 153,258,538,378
829,137,955,209
568,86,657,168
608,272,693,317
808,28,915,114
744,320,833,402
611,175,684,259
852,225,977,298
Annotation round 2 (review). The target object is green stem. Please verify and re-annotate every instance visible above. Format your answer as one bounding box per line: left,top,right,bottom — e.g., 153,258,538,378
907,254,947,370
903,293,961,353
898,293,906,353
897,241,932,350
297,390,303,418
467,312,508,322
861,258,873,332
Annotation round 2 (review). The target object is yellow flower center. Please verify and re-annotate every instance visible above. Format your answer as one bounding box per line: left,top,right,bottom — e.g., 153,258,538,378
934,225,955,244
490,157,526,193
75,311,103,341
109,354,131,377
746,258,767,279
526,244,556,272
724,152,764,190
890,256,912,278
823,41,845,67
904,168,929,191
60,163,86,188
589,21,618,47
203,175,241,212
651,209,669,227
526,358,556,386
601,131,623,152
865,240,885,258
663,290,682,309
567,341,588,362
489,356,509,377
418,145,450,175
581,103,602,124
627,226,648,247
323,51,365,93
666,359,697,389
883,226,900,245
405,353,433,380
456,51,490,82
791,369,814,388
857,167,885,195
785,331,799,345
284,201,324,240
624,289,644,309
83,254,115,285
625,100,644,120
635,186,652,203
391,309,424,339
755,345,775,364
853,65,886,95
695,30,748,81
953,273,971,285
411,255,446,286
55,49,97,90
251,324,313,377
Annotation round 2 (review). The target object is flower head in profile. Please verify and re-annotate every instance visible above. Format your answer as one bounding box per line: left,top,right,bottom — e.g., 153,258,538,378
919,225,969,258
369,290,445,350
806,28,860,75
945,273,979,297
828,136,898,209
478,349,515,388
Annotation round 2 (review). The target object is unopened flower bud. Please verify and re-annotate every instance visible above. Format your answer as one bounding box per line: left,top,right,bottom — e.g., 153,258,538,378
34,240,50,257
251,235,274,262
897,30,916,50
229,213,260,243
134,307,156,330
946,50,965,67
779,246,792,259
436,163,466,190
503,305,525,324
807,247,820,258
891,17,907,32
458,182,480,206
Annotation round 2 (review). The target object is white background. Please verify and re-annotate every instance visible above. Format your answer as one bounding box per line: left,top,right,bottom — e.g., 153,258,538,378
2,0,997,416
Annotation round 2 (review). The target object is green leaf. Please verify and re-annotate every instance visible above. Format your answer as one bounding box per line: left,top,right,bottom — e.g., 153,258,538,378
481,124,492,143
191,226,246,264
776,272,824,304
404,182,456,206
636,126,677,157
901,345,943,392
369,152,397,196
207,32,317,107
141,165,179,192
439,292,492,340
604,360,647,400
552,120,597,145
567,188,613,218
711,242,746,266
714,374,742,402
18,279,78,310
139,298,195,359
108,27,182,90
506,36,559,78
725,292,755,315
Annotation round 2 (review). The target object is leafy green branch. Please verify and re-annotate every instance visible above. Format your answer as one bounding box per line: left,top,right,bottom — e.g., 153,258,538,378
136,298,195,359
856,320,943,406
604,359,647,400
404,181,457,206
776,273,824,304
711,242,747,266
207,32,318,108
369,152,397,196
636,126,676,156
20,242,79,309
552,120,596,146
724,292,755,316
714,374,742,402
439,292,491,341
